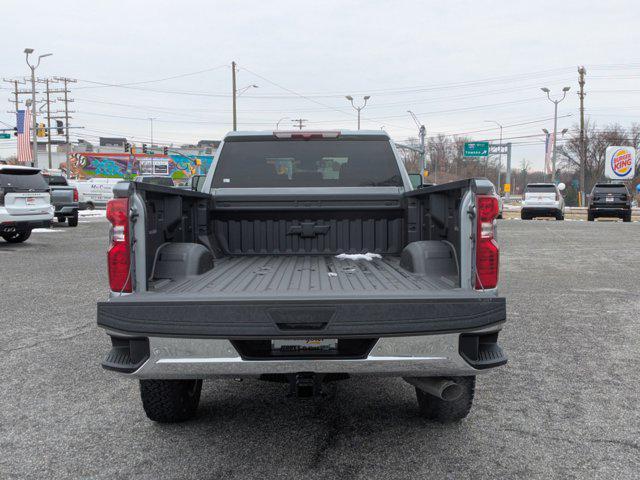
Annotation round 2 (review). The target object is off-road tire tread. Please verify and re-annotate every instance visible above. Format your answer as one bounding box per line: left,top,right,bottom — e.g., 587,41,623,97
415,376,475,423
139,379,202,423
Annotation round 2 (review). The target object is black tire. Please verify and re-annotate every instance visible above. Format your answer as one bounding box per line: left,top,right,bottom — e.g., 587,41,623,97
56,216,66,224
139,379,202,423
87,202,95,210
68,214,79,227
415,376,475,423
520,212,529,220
587,212,595,222
1,229,32,243
556,212,564,221
623,212,632,223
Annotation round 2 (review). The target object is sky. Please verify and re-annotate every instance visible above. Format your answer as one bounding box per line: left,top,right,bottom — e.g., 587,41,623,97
1,0,639,170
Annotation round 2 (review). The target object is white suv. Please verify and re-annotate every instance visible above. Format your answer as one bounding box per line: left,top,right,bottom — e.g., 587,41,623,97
0,165,54,243
521,182,566,221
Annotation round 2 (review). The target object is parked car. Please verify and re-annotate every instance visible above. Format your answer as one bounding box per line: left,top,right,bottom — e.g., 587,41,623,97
0,165,54,243
43,174,79,226
97,130,507,424
521,182,565,220
70,178,120,209
133,176,175,187
587,183,632,222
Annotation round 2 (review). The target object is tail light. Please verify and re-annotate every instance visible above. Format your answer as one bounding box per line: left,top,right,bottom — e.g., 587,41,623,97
106,198,132,293
73,188,79,202
475,195,499,289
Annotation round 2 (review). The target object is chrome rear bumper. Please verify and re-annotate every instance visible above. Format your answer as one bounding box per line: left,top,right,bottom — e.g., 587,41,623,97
105,325,505,379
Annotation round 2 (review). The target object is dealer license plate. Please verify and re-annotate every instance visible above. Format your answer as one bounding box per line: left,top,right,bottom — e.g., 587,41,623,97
26,197,37,205
272,338,337,353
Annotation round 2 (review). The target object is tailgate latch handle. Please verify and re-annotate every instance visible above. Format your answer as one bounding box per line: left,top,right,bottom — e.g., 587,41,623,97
276,322,328,331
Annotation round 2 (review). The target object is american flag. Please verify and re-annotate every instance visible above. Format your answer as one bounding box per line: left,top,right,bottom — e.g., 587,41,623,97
16,109,33,164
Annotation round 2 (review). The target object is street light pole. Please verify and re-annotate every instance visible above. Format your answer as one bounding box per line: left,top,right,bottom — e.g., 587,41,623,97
541,86,570,183
276,117,290,130
345,95,370,130
231,62,258,132
408,110,427,173
24,49,52,168
485,120,503,192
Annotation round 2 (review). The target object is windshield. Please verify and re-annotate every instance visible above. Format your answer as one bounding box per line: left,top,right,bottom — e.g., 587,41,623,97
212,138,402,188
525,185,556,193
0,170,48,190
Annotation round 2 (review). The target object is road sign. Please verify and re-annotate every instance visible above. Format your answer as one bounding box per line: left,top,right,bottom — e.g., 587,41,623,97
464,142,489,157
503,183,511,193
0,133,11,139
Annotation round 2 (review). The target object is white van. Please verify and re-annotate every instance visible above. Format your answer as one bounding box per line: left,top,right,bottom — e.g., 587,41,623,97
70,178,121,209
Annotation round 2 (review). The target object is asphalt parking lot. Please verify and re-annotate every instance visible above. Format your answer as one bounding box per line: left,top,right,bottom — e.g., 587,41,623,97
1,217,639,479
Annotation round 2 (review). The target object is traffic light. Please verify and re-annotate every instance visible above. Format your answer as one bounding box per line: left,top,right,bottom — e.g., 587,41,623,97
56,120,64,135
124,142,130,152
142,143,148,154
13,127,17,137
37,123,46,137
163,146,168,155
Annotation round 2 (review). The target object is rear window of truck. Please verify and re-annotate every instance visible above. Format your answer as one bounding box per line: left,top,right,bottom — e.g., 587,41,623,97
212,139,402,188
525,185,556,193
0,169,48,190
44,175,68,186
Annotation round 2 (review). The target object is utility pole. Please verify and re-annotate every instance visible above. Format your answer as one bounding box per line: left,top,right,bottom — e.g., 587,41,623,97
148,117,155,146
231,61,237,131
505,142,512,200
3,78,26,112
408,111,427,173
578,66,587,205
52,77,77,176
45,79,53,169
292,118,307,130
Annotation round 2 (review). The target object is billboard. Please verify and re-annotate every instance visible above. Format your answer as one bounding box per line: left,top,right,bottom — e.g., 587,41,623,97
65,153,213,180
605,147,635,180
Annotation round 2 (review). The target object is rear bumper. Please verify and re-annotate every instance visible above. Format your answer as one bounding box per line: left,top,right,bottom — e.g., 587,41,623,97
102,324,507,379
521,207,562,217
0,219,51,233
588,205,630,216
54,204,79,216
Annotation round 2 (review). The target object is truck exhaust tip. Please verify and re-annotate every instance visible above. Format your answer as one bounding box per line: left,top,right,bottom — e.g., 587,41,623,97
403,377,463,402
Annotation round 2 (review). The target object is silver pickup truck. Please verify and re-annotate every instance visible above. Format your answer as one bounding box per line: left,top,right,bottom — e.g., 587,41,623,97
43,174,79,226
97,130,507,424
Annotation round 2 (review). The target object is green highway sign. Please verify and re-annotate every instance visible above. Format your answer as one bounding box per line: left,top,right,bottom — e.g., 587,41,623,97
463,141,489,157
0,133,11,139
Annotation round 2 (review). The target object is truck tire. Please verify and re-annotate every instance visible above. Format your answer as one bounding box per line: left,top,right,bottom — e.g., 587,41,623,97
139,379,202,423
623,212,632,223
68,214,79,227
520,212,529,220
57,216,66,224
415,376,475,423
556,212,564,221
587,212,595,222
2,229,32,243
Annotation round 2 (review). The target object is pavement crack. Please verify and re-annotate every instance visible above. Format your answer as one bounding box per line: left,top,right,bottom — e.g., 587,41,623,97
1,324,94,354
503,427,640,451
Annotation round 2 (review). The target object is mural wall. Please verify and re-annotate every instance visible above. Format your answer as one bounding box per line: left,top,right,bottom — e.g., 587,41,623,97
65,153,214,180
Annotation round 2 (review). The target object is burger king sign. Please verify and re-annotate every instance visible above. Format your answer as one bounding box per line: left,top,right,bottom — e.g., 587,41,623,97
605,146,636,180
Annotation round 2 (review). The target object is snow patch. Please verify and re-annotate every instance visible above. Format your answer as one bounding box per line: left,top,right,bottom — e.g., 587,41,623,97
335,252,382,261
32,228,64,233
79,210,106,218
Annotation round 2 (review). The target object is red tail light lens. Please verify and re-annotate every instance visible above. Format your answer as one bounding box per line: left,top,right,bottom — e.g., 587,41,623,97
475,195,499,289
73,187,79,202
106,198,132,293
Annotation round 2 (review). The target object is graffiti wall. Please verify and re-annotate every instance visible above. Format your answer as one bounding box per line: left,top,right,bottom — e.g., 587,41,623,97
65,153,214,180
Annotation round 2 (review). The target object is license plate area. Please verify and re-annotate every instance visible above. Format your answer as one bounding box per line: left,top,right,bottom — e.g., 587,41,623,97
272,338,337,354
26,197,37,205
606,197,614,202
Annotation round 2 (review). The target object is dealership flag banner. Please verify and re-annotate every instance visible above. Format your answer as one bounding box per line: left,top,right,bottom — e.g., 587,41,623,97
16,109,33,164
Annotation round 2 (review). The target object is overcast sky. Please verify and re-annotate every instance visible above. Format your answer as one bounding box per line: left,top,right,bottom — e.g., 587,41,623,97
1,0,638,169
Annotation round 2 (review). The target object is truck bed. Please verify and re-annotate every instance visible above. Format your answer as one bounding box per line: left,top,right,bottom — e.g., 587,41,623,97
152,255,455,298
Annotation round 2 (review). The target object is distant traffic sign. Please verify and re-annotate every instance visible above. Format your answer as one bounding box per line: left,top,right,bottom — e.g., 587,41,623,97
0,133,11,139
463,141,489,157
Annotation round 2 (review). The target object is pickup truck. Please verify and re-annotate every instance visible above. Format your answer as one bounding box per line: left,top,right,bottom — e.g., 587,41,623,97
97,130,507,424
43,174,79,226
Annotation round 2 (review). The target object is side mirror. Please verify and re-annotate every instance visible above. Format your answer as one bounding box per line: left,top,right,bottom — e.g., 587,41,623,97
408,173,423,189
557,182,566,191
190,175,205,191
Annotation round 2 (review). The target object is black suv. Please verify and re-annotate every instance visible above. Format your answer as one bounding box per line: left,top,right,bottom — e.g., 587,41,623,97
588,183,632,222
